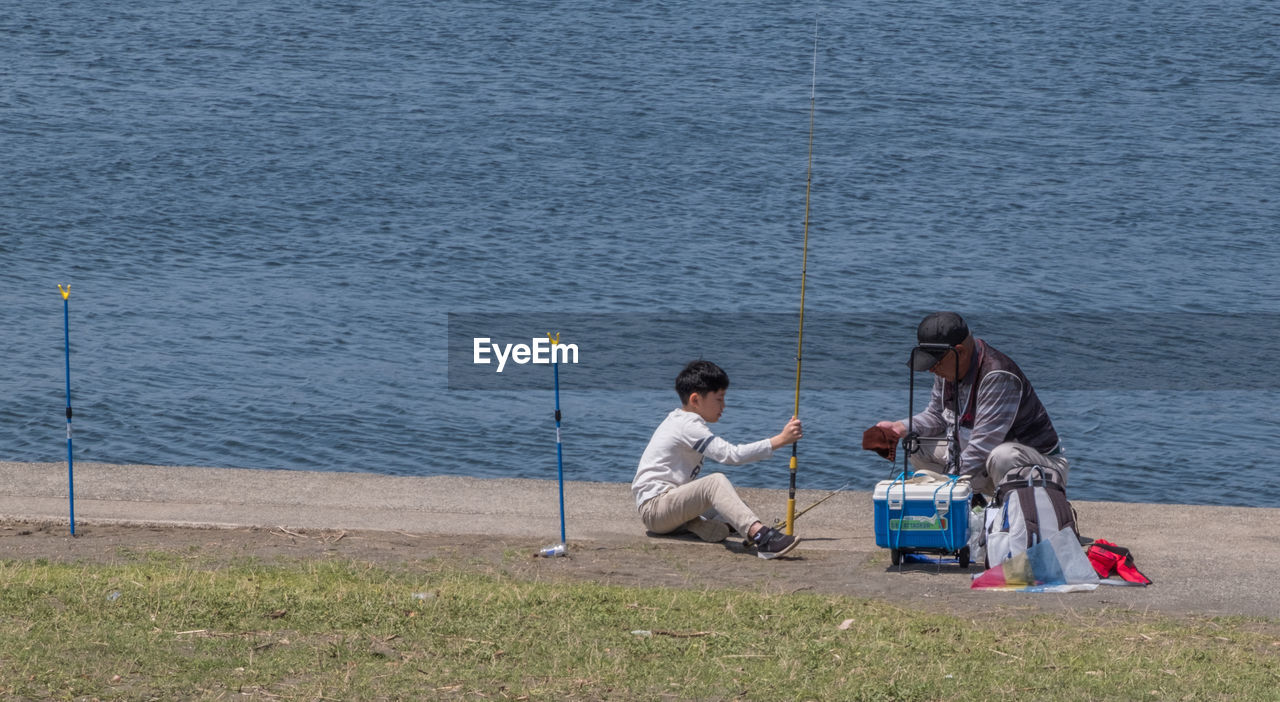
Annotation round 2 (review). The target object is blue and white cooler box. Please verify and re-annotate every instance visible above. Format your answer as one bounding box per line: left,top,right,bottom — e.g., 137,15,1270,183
873,471,972,558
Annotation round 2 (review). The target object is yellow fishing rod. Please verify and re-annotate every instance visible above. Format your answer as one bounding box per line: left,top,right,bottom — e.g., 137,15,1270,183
786,22,818,537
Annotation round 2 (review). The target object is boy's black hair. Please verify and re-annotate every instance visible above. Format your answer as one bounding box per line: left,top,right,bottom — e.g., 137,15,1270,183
675,360,729,404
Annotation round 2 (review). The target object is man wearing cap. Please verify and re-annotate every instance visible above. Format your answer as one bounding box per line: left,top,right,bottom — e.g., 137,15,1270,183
864,311,1068,495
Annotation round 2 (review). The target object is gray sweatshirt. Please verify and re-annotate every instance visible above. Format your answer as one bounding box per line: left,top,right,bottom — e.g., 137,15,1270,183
632,408,774,510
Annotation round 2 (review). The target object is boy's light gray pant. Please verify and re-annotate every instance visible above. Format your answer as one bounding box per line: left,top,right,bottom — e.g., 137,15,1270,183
638,472,759,537
909,440,1069,495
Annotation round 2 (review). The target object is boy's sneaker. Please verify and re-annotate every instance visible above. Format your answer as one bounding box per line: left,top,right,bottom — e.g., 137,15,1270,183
750,526,799,559
684,517,730,543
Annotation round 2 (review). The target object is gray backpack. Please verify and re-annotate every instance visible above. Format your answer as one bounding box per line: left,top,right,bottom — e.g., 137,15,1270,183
982,465,1078,568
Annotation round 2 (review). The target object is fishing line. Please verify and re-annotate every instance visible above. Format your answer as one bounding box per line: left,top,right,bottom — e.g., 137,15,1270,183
775,480,851,530
786,19,818,536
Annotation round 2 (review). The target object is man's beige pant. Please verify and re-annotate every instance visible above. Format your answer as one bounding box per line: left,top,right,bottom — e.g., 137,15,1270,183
638,472,760,537
909,440,1069,495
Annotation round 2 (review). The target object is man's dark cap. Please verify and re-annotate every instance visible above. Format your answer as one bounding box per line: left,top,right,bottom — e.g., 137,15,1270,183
909,311,969,371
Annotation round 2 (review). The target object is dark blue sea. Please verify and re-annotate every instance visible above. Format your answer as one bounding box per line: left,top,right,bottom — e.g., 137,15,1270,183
3,2,1278,507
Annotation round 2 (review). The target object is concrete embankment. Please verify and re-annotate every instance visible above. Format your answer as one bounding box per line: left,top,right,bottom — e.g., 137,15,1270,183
1,461,1276,618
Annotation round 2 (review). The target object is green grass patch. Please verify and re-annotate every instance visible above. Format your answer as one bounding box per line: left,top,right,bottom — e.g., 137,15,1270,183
0,554,1276,700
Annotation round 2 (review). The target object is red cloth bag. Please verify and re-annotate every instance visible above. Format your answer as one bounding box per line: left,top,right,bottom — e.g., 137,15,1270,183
1086,539,1152,585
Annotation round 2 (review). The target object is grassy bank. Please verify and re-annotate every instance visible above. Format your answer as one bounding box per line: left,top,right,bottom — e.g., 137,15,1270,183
1,550,1276,701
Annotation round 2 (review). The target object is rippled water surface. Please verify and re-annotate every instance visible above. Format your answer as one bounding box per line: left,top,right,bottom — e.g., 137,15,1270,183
3,1,1278,506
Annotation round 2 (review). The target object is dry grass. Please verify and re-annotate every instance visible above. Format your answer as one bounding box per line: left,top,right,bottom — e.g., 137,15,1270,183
0,551,1277,700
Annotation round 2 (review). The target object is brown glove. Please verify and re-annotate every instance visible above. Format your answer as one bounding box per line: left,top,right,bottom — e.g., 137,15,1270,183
861,425,899,461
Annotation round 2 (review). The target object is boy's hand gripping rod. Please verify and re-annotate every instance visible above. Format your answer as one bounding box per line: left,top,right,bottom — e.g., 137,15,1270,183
786,22,818,536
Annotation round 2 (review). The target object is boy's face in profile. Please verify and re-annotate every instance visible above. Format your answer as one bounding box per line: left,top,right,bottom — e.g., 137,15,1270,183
684,388,726,423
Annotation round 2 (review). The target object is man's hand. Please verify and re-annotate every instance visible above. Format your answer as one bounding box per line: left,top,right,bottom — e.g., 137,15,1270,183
862,421,905,461
875,420,906,438
770,416,804,450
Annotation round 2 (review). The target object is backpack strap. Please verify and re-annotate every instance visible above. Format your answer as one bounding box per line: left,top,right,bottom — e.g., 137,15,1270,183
1003,463,1067,492
1042,481,1076,534
994,474,1039,550
1019,487,1041,549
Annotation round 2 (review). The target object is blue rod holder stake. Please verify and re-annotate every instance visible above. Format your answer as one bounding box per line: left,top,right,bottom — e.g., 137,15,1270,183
551,332,566,548
58,284,75,536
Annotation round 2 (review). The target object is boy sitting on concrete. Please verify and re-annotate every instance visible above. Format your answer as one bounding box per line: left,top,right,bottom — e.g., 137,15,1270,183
631,360,803,559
